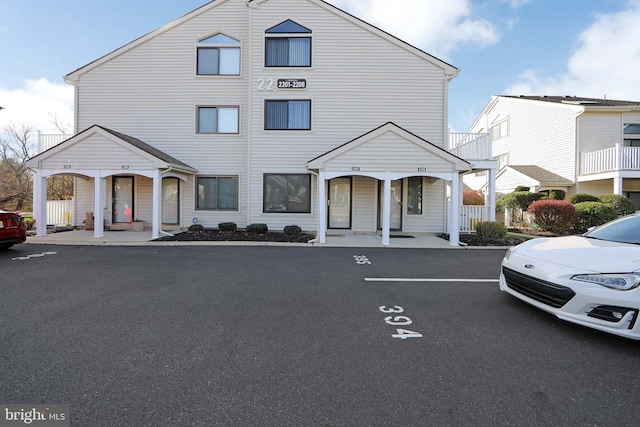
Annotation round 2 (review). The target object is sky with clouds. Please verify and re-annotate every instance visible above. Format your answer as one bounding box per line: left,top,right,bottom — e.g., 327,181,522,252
1,0,639,136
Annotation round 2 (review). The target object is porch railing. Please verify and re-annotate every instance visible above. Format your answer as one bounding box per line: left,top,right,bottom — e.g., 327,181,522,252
38,132,71,153
449,132,491,160
47,199,73,226
459,205,491,232
581,143,640,174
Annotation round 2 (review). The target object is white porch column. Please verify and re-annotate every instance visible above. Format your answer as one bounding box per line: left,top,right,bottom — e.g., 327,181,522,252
152,169,161,239
93,172,104,238
381,173,391,245
613,176,623,195
318,171,327,244
449,173,460,246
488,167,497,222
33,169,47,237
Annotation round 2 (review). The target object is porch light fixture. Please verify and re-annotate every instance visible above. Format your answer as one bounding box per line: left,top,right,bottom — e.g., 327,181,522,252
352,167,360,171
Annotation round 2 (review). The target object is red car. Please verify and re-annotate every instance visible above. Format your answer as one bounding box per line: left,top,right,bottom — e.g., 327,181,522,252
0,211,27,249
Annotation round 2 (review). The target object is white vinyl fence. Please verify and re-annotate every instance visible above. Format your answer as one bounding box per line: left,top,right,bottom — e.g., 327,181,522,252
459,205,491,232
46,199,73,226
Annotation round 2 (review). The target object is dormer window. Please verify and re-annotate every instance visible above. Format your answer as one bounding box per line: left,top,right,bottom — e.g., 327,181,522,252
265,20,311,67
197,34,240,75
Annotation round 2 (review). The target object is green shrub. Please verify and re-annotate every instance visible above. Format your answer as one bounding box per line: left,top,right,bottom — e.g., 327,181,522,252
514,186,530,192
549,189,566,200
598,194,636,216
528,200,578,234
569,193,599,204
24,217,36,230
218,222,238,232
573,201,618,233
246,223,268,234
463,190,485,205
283,225,302,236
188,224,205,232
497,191,544,212
476,221,507,239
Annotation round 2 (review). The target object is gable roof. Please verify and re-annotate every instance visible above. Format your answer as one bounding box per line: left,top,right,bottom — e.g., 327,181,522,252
501,95,640,108
307,122,470,171
498,165,573,186
66,0,458,83
27,125,197,173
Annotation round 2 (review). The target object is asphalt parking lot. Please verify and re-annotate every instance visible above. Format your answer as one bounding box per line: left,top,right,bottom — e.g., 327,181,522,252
2,244,640,426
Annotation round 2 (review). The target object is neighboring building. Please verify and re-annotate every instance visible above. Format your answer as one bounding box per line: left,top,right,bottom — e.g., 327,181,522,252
467,95,640,208
26,0,494,245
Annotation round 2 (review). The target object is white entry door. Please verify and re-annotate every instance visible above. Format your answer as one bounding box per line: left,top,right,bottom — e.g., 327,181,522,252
378,180,402,230
328,177,351,229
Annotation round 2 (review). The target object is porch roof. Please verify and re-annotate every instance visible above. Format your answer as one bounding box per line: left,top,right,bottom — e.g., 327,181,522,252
26,125,197,174
307,122,471,174
499,165,574,187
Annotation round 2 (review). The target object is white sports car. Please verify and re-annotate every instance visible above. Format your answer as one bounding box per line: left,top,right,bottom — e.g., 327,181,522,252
500,213,640,340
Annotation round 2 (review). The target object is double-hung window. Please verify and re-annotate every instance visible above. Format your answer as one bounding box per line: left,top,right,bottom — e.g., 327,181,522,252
197,106,239,133
196,176,238,210
265,100,311,130
265,20,311,67
197,34,240,75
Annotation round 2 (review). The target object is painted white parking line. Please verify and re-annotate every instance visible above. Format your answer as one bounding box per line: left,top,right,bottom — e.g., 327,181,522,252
365,278,499,283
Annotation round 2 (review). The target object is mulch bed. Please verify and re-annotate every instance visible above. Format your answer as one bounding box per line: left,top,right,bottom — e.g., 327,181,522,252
154,229,315,243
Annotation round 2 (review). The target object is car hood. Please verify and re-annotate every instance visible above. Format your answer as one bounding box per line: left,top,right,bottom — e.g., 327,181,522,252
513,236,640,273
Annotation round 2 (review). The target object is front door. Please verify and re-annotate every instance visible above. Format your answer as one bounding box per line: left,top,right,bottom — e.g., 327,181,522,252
162,178,180,224
112,176,134,223
328,177,351,229
378,179,402,230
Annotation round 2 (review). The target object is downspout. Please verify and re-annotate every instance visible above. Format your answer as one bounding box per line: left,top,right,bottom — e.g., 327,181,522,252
246,1,254,228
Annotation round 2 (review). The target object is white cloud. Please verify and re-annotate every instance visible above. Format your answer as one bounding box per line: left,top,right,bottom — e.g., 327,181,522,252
0,79,74,136
328,0,500,58
500,0,532,8
506,0,640,101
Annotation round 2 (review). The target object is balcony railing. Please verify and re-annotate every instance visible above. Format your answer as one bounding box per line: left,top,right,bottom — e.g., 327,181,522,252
581,143,640,175
459,205,492,232
37,132,71,153
449,132,491,160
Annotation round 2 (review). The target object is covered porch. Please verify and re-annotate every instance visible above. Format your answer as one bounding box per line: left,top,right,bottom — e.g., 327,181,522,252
307,123,473,246
26,125,197,240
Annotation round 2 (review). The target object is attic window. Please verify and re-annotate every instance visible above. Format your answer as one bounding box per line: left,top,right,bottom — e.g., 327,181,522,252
197,34,240,75
265,20,311,67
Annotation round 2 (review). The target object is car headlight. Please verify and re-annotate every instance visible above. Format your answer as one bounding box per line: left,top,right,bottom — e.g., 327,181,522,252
504,246,515,261
572,274,640,291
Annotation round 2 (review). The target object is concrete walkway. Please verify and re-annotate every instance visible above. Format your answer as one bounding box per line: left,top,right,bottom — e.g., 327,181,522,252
25,229,457,248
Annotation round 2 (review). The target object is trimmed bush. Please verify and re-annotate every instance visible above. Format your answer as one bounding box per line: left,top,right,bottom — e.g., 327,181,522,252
497,191,544,212
549,189,566,200
569,193,599,204
528,200,578,234
598,194,636,216
573,201,618,233
246,223,268,234
283,225,302,236
188,224,205,232
463,190,485,205
218,222,238,232
514,186,530,192
24,217,36,230
476,221,507,239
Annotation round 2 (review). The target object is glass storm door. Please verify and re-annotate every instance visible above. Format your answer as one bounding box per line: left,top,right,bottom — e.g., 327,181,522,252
328,177,351,229
378,180,402,230
112,176,134,223
162,178,179,224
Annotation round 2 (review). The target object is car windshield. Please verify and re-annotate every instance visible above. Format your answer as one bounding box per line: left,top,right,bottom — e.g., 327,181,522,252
583,214,640,244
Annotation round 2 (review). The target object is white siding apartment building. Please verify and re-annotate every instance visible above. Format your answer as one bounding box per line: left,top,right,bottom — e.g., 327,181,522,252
467,95,640,208
27,0,494,245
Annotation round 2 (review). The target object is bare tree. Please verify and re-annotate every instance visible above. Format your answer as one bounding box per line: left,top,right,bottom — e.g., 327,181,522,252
47,112,74,200
0,123,36,211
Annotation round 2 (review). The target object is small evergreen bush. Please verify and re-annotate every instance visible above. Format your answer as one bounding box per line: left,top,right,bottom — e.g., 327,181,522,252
528,200,578,235
218,222,238,232
549,189,566,200
476,221,507,239
188,224,205,232
598,194,636,216
514,186,530,192
573,201,618,233
569,193,599,204
283,225,302,236
24,217,36,230
246,223,268,234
